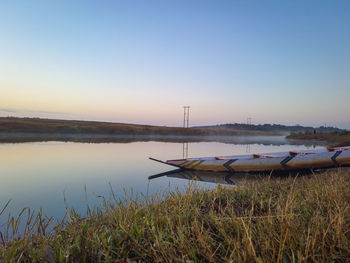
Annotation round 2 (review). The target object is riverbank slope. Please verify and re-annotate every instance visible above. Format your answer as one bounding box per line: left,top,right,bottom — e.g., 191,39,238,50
0,117,279,143
0,117,279,136
1,170,349,262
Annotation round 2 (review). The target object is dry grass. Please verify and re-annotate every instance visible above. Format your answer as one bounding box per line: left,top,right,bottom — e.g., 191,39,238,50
287,131,350,147
0,117,276,138
1,170,349,262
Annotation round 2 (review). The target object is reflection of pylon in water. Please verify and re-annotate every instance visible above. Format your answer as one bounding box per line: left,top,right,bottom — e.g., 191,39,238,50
246,144,251,153
183,142,189,159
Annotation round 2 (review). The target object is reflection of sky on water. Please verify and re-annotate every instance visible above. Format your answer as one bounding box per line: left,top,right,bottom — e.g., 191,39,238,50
0,141,319,221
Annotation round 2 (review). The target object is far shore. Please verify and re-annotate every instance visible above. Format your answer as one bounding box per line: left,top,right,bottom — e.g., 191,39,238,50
2,117,348,146
0,117,283,143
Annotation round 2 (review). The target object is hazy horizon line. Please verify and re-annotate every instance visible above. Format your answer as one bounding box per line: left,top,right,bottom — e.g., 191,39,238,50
0,107,347,130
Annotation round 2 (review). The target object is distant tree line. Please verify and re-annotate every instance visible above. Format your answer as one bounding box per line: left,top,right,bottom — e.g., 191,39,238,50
195,123,346,133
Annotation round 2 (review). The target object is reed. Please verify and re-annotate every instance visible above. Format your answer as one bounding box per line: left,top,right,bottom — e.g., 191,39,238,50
1,170,349,262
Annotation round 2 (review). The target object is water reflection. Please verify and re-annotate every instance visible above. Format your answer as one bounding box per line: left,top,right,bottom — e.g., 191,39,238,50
182,142,189,159
149,169,245,185
0,140,320,221
148,168,315,185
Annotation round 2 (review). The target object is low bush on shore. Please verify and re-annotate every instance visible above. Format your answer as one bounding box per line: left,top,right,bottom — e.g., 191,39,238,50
1,170,349,262
287,131,350,147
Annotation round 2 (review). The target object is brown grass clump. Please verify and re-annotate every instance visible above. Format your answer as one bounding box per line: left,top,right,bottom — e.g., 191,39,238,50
1,170,349,262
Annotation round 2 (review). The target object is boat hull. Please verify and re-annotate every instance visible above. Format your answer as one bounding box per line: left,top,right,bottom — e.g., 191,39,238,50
153,147,350,173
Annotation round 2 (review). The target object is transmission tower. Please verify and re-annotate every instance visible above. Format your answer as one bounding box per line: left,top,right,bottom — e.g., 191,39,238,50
183,106,190,128
247,117,252,125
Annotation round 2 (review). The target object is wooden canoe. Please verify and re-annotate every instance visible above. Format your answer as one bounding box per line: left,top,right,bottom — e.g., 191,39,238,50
150,146,350,173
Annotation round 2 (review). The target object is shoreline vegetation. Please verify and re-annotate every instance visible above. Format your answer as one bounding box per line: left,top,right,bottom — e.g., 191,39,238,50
0,117,280,143
287,131,350,147
196,123,344,134
1,170,349,262
2,117,349,146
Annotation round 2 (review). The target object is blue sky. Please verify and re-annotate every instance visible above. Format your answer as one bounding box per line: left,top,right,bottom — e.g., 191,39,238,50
1,0,350,128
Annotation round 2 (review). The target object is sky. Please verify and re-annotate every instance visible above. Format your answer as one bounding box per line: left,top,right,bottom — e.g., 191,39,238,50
1,0,350,128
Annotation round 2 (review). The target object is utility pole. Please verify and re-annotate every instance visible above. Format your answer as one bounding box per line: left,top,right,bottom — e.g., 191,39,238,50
182,106,190,159
183,106,190,128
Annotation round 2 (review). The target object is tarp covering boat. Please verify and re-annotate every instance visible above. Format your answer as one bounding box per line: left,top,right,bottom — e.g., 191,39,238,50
150,146,350,172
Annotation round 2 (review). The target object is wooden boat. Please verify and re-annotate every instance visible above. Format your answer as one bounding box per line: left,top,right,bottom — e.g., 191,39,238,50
150,146,350,173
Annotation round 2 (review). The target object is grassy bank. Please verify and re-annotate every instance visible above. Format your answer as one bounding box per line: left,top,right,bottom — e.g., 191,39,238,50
0,117,277,138
1,170,349,262
287,131,350,147
0,133,286,144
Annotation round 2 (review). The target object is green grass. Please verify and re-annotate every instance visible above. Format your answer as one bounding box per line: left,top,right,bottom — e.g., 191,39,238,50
287,131,350,147
1,170,349,262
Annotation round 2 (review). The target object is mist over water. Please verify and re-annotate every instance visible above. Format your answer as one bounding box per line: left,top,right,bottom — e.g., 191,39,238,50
0,133,290,144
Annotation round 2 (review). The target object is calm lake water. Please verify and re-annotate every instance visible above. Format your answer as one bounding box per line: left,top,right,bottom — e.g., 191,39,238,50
0,138,318,222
